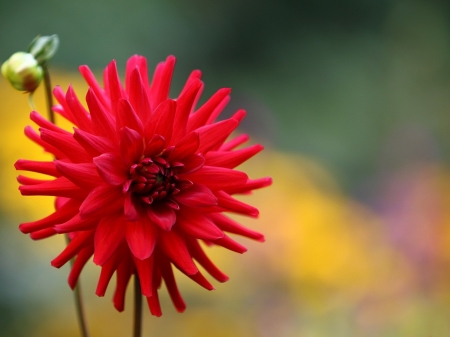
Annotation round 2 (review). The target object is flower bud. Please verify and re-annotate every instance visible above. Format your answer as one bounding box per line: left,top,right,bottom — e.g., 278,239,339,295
28,35,59,65
1,52,43,92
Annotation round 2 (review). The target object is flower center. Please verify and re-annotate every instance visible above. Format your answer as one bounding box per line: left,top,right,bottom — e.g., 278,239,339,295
124,156,182,205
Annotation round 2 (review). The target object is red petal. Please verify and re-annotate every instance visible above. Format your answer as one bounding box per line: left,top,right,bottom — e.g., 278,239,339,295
176,210,224,240
53,86,77,125
124,193,139,222
19,176,87,199
30,111,71,135
68,245,94,289
133,255,154,297
54,161,102,190
180,154,205,174
196,118,239,154
54,213,99,233
79,184,124,219
187,271,214,290
40,128,91,163
24,126,66,159
214,235,247,254
79,65,110,110
96,244,126,296
187,88,231,131
93,214,126,265
146,204,176,231
93,153,128,186
113,255,135,312
73,128,115,158
158,230,198,275
144,99,176,143
86,88,117,142
219,134,249,151
30,227,57,240
224,177,273,194
208,213,264,242
147,294,162,317
152,55,176,109
170,78,203,144
173,183,217,208
144,134,166,158
126,215,158,260
51,230,94,268
204,144,264,169
159,255,186,312
116,99,144,135
186,237,229,282
19,198,80,234
65,85,92,132
107,60,125,116
169,131,200,161
15,159,60,177
182,166,248,190
119,127,144,166
127,67,151,124
215,190,259,217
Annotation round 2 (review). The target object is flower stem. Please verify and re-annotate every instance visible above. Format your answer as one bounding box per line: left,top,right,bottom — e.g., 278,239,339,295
133,275,143,337
43,65,90,337
64,235,90,337
42,65,55,124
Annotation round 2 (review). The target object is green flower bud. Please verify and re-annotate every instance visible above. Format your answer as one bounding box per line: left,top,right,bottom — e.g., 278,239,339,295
28,34,59,65
1,52,43,92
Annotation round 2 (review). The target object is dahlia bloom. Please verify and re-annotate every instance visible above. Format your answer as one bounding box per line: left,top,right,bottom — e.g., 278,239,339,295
15,55,271,316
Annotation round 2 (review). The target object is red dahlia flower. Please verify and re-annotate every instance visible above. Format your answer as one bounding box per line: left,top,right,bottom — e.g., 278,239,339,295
15,55,272,316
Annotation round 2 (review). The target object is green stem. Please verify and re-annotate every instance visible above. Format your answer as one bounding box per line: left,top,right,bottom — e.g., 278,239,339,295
42,65,55,124
133,275,143,337
43,65,90,337
65,236,90,337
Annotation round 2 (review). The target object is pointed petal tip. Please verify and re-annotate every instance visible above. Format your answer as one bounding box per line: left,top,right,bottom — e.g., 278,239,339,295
257,235,266,243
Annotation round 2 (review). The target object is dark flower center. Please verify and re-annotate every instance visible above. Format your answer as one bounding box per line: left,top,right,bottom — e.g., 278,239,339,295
125,156,182,205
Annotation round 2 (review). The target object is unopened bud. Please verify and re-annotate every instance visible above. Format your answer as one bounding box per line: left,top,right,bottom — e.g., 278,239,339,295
1,52,43,92
28,35,59,65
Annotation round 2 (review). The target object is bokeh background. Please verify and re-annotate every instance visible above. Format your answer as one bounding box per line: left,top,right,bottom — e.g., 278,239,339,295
2,0,450,336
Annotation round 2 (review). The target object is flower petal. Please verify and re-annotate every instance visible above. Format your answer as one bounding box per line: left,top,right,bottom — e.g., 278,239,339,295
186,237,228,282
73,128,115,158
187,88,231,131
144,99,176,143
54,161,103,190
158,230,198,275
19,198,80,234
93,214,126,265
176,210,224,240
19,176,87,199
117,99,144,135
15,159,60,177
79,184,124,219
126,215,158,260
146,204,176,231
182,166,248,190
133,255,154,297
204,144,264,169
119,127,144,166
86,88,117,142
93,153,128,186
173,184,217,208
195,118,239,154
170,78,203,144
127,66,151,124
